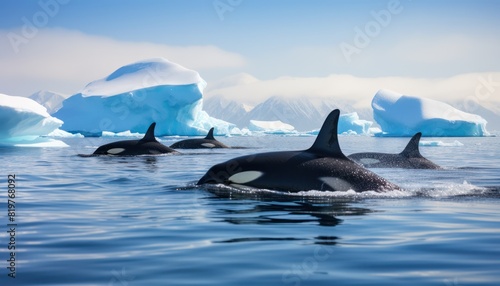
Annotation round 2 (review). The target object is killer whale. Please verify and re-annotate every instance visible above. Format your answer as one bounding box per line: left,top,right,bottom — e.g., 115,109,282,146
197,110,399,193
348,132,442,169
87,123,178,156
170,128,229,149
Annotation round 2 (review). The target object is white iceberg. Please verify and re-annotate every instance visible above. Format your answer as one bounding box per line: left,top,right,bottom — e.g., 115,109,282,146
53,58,235,136
47,129,84,138
101,130,144,137
372,89,490,137
339,112,373,135
0,93,67,147
248,120,296,134
307,112,373,135
419,140,464,147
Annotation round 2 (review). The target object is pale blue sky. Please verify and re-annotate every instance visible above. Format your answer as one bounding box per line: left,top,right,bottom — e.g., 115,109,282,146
0,0,499,96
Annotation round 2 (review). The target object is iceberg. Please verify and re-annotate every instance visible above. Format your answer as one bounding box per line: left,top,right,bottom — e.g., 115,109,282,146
372,89,490,137
338,112,373,135
53,58,235,136
307,112,373,135
0,93,67,147
47,129,84,138
248,120,296,134
101,130,144,137
419,140,464,147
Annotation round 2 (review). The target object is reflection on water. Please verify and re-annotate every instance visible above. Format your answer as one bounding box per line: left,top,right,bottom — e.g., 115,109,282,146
206,188,374,228
217,237,306,243
203,190,374,246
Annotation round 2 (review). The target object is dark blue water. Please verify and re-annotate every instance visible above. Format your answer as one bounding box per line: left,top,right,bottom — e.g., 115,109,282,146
1,135,499,286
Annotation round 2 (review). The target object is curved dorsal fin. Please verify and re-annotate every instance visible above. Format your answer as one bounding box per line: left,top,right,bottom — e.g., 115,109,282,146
400,132,422,158
205,127,215,140
140,122,158,142
308,109,348,159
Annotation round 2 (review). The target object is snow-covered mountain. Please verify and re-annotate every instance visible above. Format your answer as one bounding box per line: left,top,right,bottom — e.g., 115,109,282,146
29,90,66,114
244,96,321,131
204,95,368,131
203,95,250,127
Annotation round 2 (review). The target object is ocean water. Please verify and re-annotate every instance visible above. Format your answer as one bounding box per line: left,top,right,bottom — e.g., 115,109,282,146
1,135,499,286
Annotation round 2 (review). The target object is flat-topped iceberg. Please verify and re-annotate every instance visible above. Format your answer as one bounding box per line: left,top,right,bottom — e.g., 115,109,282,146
0,93,67,147
372,89,490,137
53,58,235,136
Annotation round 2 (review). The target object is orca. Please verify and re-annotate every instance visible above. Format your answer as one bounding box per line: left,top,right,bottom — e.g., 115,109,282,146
88,123,178,156
170,128,229,149
197,110,399,193
348,132,442,169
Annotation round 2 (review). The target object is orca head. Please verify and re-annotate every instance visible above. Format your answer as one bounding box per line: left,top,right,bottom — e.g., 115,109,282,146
197,161,234,185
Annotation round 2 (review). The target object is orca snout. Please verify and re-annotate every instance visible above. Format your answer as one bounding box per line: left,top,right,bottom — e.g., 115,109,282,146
197,172,221,185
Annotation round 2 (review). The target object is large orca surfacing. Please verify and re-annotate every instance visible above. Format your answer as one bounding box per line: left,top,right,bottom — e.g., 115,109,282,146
348,132,442,169
87,123,178,156
170,128,229,149
197,110,399,193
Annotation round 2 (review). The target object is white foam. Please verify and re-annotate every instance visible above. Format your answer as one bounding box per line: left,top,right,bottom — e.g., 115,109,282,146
203,181,488,199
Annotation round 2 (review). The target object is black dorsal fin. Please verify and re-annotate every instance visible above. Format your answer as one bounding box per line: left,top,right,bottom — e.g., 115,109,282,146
308,109,348,159
400,132,423,158
140,122,158,142
205,127,215,140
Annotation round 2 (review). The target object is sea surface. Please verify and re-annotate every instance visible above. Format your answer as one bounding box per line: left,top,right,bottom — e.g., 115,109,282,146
1,135,499,286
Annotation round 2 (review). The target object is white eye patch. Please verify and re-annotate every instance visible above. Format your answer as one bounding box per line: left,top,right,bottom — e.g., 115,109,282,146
228,171,264,184
107,148,126,155
320,177,353,192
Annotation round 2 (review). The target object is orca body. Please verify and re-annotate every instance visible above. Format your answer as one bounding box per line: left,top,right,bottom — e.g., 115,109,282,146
197,110,399,193
348,133,442,169
170,128,229,149
90,123,178,156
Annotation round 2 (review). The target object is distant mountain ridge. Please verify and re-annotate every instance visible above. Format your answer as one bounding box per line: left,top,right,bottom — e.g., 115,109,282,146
204,93,500,132
203,95,249,127
29,90,66,114
204,95,369,131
